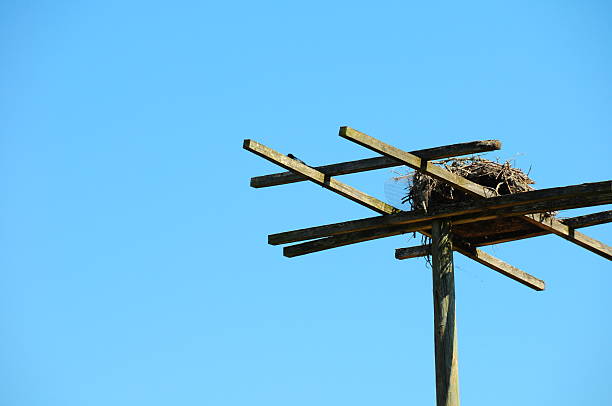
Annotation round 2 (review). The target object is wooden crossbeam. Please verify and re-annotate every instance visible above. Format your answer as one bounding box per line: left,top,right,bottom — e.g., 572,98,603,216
280,193,610,257
523,214,612,260
244,138,537,288
471,210,612,246
269,181,612,245
250,140,501,188
283,223,429,257
395,244,432,259
398,211,612,255
339,126,612,261
562,210,612,228
243,140,397,215
339,127,498,198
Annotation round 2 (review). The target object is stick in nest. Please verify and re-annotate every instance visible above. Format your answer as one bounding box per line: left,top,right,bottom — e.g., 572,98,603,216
403,156,540,213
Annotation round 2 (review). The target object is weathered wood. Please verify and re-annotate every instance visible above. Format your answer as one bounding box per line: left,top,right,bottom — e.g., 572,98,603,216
471,210,612,246
279,193,612,256
243,140,398,215
279,195,612,254
284,223,545,290
269,181,612,245
453,241,545,291
339,126,612,260
395,243,546,290
522,214,612,260
395,244,432,259
562,210,612,228
251,140,501,188
340,126,497,198
431,220,460,406
283,222,430,257
245,138,543,288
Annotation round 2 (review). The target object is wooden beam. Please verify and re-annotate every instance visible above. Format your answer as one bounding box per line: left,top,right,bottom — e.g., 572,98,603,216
284,223,546,290
471,210,612,246
283,222,431,257
395,241,545,291
276,195,611,249
395,244,431,259
250,140,501,188
563,210,612,228
279,194,611,259
522,214,612,260
339,126,612,260
243,139,398,215
452,241,545,291
269,181,612,245
339,126,497,198
431,220,460,406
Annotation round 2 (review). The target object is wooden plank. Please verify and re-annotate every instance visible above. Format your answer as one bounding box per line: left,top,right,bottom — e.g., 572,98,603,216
452,241,545,291
280,194,612,256
562,210,612,228
243,139,398,215
431,220,460,406
283,223,546,290
522,214,612,260
251,140,501,188
395,239,545,291
395,244,431,259
269,181,612,245
471,210,612,246
340,126,497,198
339,126,612,260
283,222,431,257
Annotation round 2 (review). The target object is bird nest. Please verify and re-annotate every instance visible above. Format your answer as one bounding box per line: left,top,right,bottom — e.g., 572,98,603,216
402,157,553,243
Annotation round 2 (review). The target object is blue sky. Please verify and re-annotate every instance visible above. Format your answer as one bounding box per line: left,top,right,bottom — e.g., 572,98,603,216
1,1,611,405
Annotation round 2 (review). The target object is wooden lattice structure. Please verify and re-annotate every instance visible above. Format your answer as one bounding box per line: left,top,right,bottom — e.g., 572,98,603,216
244,127,612,406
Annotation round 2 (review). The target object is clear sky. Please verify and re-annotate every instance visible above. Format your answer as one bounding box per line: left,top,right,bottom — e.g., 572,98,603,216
1,1,611,405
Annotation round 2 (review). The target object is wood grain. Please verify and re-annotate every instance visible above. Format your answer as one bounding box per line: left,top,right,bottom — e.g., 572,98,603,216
431,220,460,406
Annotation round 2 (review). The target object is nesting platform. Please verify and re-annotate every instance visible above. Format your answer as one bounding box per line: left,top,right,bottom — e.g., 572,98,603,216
404,157,552,246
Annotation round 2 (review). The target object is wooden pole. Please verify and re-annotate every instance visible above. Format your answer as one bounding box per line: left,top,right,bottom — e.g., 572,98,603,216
431,220,460,406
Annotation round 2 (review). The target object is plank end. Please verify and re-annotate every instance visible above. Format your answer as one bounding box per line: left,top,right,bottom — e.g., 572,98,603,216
487,139,502,150
283,246,298,258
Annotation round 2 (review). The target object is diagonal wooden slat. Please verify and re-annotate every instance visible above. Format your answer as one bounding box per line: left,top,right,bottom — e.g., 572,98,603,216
251,140,501,188
269,181,612,245
339,127,497,198
339,126,612,261
472,210,612,246
451,241,545,291
244,138,543,290
394,242,545,291
243,139,397,215
523,214,612,260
